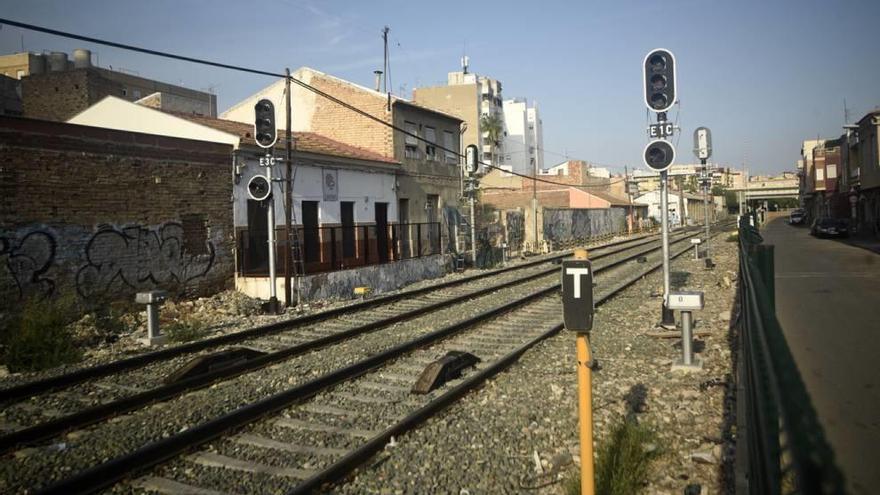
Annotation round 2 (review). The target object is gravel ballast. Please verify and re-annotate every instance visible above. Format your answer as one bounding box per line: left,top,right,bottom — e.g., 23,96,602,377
332,232,739,494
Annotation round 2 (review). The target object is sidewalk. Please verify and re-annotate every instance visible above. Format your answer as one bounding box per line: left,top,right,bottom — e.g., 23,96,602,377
840,236,880,255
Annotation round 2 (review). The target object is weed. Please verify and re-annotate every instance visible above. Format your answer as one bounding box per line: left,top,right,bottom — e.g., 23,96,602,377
2,295,81,373
564,418,661,495
164,317,207,343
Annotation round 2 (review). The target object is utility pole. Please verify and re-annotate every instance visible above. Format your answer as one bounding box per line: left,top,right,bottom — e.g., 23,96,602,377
677,174,685,228
382,26,390,111
625,166,634,233
533,161,539,252
284,68,293,308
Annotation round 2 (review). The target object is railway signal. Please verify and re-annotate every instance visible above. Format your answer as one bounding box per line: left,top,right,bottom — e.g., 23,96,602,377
247,174,271,201
465,144,479,265
643,49,676,113
254,100,280,314
693,126,714,263
643,48,678,328
254,99,277,149
643,139,675,172
562,248,596,495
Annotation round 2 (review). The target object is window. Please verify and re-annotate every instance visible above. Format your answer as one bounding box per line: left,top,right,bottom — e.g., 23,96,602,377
443,130,456,164
816,169,825,181
133,89,141,99
827,164,837,179
404,121,419,159
122,88,128,96
424,127,436,161
181,214,209,255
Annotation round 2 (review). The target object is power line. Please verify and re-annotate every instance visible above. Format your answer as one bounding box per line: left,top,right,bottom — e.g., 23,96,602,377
0,17,624,191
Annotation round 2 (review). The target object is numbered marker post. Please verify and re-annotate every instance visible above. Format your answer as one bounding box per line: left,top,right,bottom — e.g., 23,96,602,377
561,248,595,495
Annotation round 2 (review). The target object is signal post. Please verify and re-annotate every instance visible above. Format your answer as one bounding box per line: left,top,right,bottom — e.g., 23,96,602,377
252,98,281,314
562,249,596,494
643,48,677,328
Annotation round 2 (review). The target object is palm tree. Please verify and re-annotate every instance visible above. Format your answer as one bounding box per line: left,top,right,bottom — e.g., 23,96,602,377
479,113,504,169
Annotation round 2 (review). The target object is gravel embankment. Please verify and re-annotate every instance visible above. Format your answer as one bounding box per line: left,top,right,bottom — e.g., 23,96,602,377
333,232,739,494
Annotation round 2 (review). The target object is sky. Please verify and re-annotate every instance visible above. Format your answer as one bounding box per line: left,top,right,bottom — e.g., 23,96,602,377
1,0,878,176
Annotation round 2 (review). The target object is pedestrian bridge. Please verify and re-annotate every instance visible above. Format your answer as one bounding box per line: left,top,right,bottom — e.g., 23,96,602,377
728,185,799,201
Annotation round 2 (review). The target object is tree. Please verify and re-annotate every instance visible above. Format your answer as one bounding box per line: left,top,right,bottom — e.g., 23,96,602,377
479,113,504,168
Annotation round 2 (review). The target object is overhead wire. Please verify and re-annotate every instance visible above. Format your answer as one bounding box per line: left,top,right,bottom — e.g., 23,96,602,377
0,17,627,190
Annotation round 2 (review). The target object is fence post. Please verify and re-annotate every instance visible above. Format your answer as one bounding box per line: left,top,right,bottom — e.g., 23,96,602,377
417,223,422,257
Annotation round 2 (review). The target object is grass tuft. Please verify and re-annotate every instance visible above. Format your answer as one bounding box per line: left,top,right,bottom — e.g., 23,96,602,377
164,317,207,343
565,418,661,495
2,295,81,373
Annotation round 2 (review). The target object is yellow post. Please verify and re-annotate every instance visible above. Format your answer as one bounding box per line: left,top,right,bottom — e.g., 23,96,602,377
572,248,595,495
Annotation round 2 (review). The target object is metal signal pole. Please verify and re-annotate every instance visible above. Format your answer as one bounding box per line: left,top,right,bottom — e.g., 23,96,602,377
703,158,710,254
284,68,293,308
658,112,674,328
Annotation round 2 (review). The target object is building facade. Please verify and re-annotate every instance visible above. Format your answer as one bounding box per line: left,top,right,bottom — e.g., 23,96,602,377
1,49,217,121
222,67,463,233
501,98,544,175
412,60,505,171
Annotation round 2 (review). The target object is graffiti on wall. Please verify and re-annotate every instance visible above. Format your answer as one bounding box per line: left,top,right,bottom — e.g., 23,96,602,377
76,223,215,299
0,230,57,301
543,208,627,243
505,211,525,252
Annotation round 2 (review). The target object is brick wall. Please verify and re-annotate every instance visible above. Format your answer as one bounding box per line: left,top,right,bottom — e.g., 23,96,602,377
0,116,234,307
22,69,122,121
307,74,394,158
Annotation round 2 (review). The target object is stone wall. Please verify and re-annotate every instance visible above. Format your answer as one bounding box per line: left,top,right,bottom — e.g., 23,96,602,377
0,116,234,310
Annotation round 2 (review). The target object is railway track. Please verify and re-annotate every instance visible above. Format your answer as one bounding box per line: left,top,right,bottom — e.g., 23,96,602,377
0,232,682,455
11,222,732,494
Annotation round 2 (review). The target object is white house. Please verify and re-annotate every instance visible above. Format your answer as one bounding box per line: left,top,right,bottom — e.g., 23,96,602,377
69,96,407,300
634,190,686,226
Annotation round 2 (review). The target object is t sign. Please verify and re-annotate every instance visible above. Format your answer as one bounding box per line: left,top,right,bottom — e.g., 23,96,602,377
561,258,594,333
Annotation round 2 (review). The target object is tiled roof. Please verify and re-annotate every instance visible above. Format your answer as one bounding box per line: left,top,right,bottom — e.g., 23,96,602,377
585,189,633,206
175,113,398,165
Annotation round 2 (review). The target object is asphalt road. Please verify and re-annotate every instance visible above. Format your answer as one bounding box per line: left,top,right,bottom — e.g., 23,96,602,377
761,217,880,494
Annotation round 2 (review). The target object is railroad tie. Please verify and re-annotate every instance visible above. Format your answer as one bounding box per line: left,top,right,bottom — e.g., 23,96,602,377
187,451,315,479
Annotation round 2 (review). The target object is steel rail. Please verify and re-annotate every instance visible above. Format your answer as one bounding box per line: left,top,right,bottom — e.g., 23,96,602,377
0,230,688,455
1,232,660,403
34,226,722,495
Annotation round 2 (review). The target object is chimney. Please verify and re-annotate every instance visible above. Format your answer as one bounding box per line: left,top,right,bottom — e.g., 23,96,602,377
373,70,383,92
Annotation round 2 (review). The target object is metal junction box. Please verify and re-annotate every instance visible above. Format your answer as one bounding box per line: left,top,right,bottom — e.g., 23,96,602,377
667,291,704,311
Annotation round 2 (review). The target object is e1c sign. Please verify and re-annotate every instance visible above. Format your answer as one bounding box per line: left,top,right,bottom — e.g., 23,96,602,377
561,259,594,332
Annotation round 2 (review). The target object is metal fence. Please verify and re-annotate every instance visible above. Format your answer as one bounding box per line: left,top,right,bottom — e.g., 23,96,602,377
736,218,846,494
237,222,442,276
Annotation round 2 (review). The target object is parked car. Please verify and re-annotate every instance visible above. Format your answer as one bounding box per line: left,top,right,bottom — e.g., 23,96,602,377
789,209,806,225
810,218,849,238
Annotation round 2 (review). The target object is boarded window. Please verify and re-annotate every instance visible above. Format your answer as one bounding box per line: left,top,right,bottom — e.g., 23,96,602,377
181,214,209,255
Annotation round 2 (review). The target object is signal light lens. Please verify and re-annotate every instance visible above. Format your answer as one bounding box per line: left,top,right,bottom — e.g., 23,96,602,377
650,74,666,90
647,147,666,166
649,54,666,72
650,93,668,109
